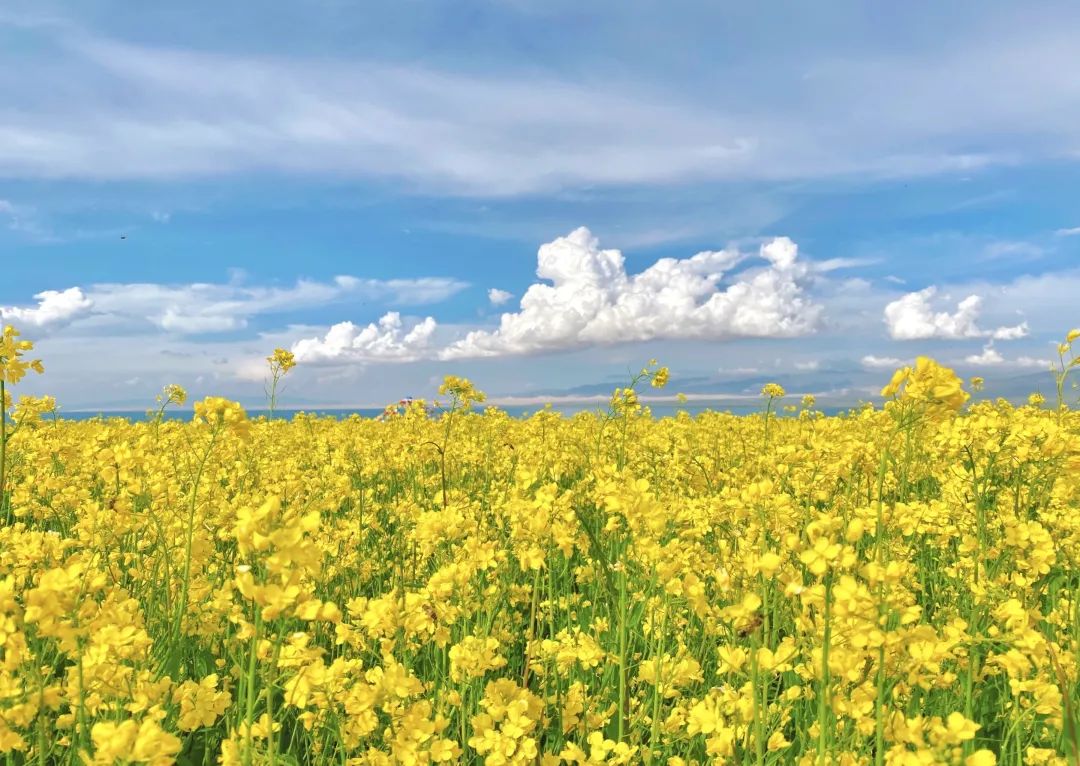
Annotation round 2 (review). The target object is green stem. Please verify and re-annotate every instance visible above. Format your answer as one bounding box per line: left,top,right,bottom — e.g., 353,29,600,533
522,566,541,688
817,574,833,766
0,379,7,523
173,427,219,662
268,371,281,417
267,628,285,766
244,611,262,766
752,645,765,765
650,605,667,764
873,447,889,766
617,565,629,743
33,661,48,766
74,634,89,758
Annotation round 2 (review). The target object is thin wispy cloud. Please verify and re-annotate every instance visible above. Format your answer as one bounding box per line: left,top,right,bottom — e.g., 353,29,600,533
0,36,756,195
981,240,1043,260
963,342,1050,369
2,18,1080,194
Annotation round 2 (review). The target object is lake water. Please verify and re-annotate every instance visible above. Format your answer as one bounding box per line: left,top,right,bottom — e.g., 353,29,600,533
59,402,851,422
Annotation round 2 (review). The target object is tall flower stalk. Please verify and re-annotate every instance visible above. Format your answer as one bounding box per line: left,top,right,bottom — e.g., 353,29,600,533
0,325,44,520
265,348,296,418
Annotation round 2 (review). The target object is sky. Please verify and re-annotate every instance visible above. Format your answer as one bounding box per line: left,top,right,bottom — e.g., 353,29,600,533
1,1,1078,410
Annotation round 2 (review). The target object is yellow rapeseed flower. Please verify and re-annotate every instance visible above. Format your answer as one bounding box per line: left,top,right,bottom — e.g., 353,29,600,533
761,382,786,399
0,324,44,385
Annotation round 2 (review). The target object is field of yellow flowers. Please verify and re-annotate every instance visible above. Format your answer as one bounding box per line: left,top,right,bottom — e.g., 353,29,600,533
1,324,1080,766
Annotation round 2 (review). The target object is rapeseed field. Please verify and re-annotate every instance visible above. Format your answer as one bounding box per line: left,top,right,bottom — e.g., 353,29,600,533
1,323,1079,766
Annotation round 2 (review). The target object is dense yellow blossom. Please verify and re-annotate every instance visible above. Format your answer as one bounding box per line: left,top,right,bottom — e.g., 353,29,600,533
85,719,182,766
0,332,1077,764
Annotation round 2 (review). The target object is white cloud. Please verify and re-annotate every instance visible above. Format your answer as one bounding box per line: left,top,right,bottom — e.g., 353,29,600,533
9,274,466,336
1013,356,1054,369
488,288,513,306
0,199,57,241
6,17,1080,194
964,343,1004,365
835,277,873,293
794,360,820,371
0,37,758,195
989,323,1029,341
1054,227,1080,236
155,308,245,334
981,240,1043,260
812,257,879,273
332,276,470,305
721,366,760,375
883,287,1028,341
861,355,904,369
0,287,93,330
440,227,821,359
292,312,437,363
964,342,1051,368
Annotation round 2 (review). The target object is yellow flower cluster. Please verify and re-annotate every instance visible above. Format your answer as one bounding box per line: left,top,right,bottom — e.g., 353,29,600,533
160,383,188,407
0,325,44,385
882,356,970,418
192,395,251,439
0,330,1077,765
438,375,487,410
267,347,297,375
11,395,56,428
761,382,786,399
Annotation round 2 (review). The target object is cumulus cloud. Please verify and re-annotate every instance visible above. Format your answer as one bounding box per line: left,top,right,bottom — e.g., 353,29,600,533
0,287,93,330
1054,227,1080,237
440,227,821,359
883,287,1028,341
292,312,437,363
861,355,904,369
964,342,1051,368
488,288,513,306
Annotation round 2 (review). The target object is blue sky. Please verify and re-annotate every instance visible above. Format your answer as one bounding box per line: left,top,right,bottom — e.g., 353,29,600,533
1,1,1078,409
